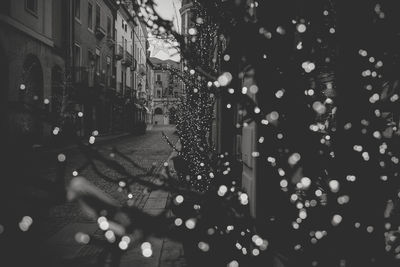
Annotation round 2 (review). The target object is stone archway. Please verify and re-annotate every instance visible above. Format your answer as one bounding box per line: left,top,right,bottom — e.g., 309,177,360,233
154,107,163,115
19,54,44,141
154,106,164,125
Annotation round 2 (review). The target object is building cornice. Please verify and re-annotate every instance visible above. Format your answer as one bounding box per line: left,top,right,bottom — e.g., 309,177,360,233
0,14,54,48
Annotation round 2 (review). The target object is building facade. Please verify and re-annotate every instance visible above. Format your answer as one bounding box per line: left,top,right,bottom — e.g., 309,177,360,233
133,20,148,101
146,58,155,124
1,0,153,143
70,0,118,136
1,0,66,143
114,4,135,97
150,58,183,125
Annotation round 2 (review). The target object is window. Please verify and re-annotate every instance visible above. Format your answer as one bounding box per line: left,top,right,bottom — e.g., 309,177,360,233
86,50,94,86
74,0,80,20
95,4,100,27
106,57,111,86
88,2,93,30
155,107,162,114
107,17,111,37
25,0,37,15
183,13,187,34
74,44,81,82
74,44,81,67
156,74,161,81
95,54,101,74
121,19,124,28
88,50,94,64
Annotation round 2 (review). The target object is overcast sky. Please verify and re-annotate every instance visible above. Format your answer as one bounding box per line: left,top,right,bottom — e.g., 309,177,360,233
148,0,181,62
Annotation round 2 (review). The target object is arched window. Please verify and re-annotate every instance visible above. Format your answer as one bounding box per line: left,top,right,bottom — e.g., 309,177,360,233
20,54,43,105
154,107,163,115
19,54,44,140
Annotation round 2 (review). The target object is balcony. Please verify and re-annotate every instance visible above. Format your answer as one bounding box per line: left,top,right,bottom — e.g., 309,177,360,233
115,45,123,60
138,63,146,76
122,50,133,66
109,75,116,89
131,58,137,71
95,24,106,40
74,67,90,85
106,36,115,48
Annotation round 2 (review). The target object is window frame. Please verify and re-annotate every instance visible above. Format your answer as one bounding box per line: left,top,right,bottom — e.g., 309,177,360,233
73,43,82,67
106,56,111,86
87,50,95,70
95,48,101,75
95,3,101,28
25,0,38,17
107,16,112,37
88,2,93,32
74,0,81,21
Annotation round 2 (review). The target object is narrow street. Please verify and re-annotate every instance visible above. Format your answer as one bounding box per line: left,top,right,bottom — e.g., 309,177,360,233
31,125,185,267
3,1,400,266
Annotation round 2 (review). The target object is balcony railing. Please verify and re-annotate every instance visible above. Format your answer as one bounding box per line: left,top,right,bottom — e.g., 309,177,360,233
95,24,106,40
74,67,90,85
115,45,123,60
94,71,106,87
106,36,115,48
122,50,133,66
99,72,114,88
138,63,146,76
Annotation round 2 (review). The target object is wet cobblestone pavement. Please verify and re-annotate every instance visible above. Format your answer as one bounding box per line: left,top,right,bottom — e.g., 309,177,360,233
30,125,183,266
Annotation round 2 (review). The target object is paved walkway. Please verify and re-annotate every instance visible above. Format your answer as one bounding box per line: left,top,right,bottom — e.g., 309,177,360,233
32,125,186,266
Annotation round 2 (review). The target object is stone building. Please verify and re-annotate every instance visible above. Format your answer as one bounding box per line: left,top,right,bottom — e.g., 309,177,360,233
69,0,118,136
146,58,155,124
150,57,183,125
0,0,66,143
114,3,135,97
133,19,148,101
